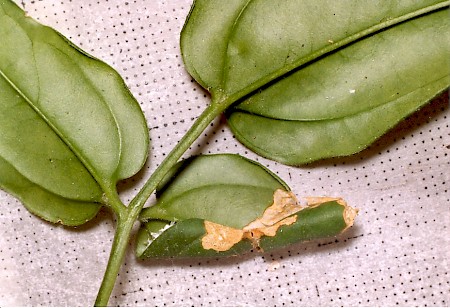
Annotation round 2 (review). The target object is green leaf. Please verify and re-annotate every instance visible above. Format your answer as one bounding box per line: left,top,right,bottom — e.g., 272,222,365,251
0,1,148,225
137,154,357,258
137,201,355,259
181,0,450,165
0,155,100,226
140,154,288,228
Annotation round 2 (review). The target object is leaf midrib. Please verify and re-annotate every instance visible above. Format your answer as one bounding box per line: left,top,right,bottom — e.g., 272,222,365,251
0,152,101,204
0,9,122,190
0,59,111,192
218,1,450,106
232,75,450,123
1,6,109,200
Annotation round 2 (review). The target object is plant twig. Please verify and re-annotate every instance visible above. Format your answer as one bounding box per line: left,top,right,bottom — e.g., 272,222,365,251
94,99,228,306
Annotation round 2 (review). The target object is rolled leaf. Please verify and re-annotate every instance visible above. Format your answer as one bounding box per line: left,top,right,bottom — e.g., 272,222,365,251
181,0,450,165
0,1,149,225
136,219,253,258
137,155,357,258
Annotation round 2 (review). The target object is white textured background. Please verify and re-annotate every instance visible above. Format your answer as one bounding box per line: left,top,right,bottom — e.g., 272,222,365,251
0,1,449,306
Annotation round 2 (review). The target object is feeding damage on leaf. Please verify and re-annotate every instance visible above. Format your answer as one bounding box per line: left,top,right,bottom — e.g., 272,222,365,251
202,190,300,252
201,189,358,252
202,221,244,252
136,154,359,259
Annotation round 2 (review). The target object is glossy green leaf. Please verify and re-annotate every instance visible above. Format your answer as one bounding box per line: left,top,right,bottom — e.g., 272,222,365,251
0,1,149,225
137,154,357,258
181,0,450,165
0,156,100,226
140,154,288,228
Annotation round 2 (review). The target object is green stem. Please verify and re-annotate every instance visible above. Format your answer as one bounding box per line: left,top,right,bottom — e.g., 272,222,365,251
94,98,228,306
94,210,130,306
130,99,227,212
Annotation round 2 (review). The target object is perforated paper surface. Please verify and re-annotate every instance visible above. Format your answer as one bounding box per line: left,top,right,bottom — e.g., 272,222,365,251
0,1,449,306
